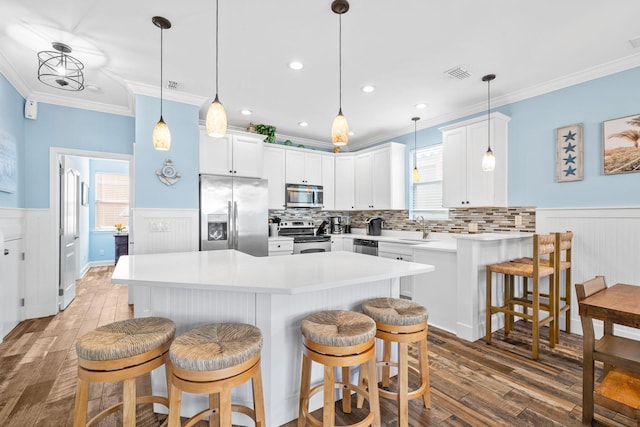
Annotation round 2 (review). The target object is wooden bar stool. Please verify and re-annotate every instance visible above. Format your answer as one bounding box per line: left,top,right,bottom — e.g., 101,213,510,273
486,234,556,359
73,317,176,427
167,322,265,427
512,230,573,343
298,310,380,427
359,298,430,427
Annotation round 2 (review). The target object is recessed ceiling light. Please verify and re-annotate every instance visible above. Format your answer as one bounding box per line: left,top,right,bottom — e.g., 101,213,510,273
85,84,101,92
241,109,252,115
289,61,303,70
361,85,375,93
415,103,428,109
348,131,354,136
298,121,308,127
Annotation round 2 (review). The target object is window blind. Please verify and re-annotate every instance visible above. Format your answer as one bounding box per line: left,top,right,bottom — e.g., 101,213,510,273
95,173,129,228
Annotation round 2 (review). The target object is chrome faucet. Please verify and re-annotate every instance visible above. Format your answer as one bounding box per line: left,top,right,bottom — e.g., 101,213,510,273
417,216,429,240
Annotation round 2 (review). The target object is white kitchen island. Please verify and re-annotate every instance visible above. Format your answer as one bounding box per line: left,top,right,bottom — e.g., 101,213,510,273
112,250,433,426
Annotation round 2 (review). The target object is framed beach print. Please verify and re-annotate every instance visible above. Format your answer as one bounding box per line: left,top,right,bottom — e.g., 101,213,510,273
0,131,17,193
556,123,583,182
603,113,640,175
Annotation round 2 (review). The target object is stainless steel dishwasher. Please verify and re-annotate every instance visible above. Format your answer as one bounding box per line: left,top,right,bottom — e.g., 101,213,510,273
353,238,378,256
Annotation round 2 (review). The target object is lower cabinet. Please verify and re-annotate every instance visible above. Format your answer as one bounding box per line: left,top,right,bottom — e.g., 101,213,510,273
268,238,293,256
378,242,414,299
114,234,129,265
331,236,343,251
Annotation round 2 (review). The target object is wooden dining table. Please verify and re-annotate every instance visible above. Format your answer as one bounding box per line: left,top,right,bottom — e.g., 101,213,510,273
578,283,640,423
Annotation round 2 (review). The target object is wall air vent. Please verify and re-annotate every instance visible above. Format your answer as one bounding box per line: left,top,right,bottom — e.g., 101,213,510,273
167,80,179,90
630,37,640,49
444,66,471,80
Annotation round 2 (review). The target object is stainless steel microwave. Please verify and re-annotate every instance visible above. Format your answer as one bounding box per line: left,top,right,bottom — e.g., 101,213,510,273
285,183,323,208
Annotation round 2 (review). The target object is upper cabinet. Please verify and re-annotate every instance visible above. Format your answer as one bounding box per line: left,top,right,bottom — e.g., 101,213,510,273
262,146,286,210
354,143,405,210
199,129,264,178
322,154,335,210
440,113,509,207
334,156,355,210
285,150,322,185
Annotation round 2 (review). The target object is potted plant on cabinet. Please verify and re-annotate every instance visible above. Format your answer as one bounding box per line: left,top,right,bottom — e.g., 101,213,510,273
254,124,277,143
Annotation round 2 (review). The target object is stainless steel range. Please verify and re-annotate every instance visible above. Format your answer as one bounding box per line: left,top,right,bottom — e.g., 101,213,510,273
278,221,331,254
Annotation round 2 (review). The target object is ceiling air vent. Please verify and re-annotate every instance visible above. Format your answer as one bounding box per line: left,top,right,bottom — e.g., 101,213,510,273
444,66,471,80
167,80,179,90
630,37,640,49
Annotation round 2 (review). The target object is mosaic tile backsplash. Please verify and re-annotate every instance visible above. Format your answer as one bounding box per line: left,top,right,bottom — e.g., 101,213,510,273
269,207,536,234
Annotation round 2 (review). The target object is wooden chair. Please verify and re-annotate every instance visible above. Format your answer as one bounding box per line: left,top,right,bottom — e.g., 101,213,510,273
513,231,573,343
575,276,640,423
486,233,556,360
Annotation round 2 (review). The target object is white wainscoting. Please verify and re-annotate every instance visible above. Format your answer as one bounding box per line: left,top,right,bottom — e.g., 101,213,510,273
536,207,640,339
130,209,199,255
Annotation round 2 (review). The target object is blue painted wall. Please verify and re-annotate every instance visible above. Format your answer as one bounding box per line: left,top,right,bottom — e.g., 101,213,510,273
134,95,200,209
0,73,25,208
23,103,134,208
394,66,640,208
89,158,129,262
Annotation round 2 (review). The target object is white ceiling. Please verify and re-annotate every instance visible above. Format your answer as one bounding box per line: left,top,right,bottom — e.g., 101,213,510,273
1,0,640,150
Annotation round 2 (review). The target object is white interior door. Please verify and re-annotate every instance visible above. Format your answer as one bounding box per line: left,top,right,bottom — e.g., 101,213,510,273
59,157,79,309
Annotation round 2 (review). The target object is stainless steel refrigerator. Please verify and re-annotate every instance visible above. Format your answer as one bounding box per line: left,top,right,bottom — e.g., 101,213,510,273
199,174,268,257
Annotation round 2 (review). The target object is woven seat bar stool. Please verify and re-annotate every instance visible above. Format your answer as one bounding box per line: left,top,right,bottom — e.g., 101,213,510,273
73,316,176,427
167,323,265,427
486,233,556,360
511,231,573,343
298,310,381,427
358,298,430,427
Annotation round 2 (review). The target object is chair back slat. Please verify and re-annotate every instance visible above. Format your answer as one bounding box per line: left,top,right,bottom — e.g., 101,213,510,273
535,234,556,256
555,231,573,251
575,276,607,301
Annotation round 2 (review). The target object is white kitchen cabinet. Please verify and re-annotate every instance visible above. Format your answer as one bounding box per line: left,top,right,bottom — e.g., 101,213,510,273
334,156,355,210
262,146,286,210
330,235,343,251
285,150,322,185
354,143,405,210
1,238,23,340
440,112,509,207
268,238,293,256
378,242,414,298
199,129,264,178
321,154,335,210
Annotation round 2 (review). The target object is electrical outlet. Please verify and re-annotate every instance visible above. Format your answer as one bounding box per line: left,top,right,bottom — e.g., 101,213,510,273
99,249,105,256
515,215,523,226
468,222,478,233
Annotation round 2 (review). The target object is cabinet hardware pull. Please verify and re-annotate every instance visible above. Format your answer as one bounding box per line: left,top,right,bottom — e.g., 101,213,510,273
4,249,8,255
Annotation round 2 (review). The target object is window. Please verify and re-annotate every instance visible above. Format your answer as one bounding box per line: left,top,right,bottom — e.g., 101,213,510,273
95,173,129,229
411,144,448,219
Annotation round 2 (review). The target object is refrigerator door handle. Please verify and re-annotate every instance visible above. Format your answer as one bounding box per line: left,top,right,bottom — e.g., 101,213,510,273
228,200,234,249
233,201,239,250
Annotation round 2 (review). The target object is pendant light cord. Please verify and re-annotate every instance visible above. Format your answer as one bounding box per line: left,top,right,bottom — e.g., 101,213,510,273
414,120,417,164
215,0,219,97
338,14,342,112
486,77,491,151
160,25,164,117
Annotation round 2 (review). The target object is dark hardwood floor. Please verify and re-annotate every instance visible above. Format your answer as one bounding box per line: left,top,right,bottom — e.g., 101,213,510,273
0,266,636,426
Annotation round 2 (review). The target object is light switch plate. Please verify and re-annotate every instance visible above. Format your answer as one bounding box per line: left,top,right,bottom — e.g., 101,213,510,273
515,215,523,226
469,222,478,233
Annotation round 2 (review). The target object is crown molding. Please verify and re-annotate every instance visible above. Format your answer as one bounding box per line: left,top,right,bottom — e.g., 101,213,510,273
221,124,333,151
0,50,31,100
28,90,133,116
126,81,208,106
362,53,640,147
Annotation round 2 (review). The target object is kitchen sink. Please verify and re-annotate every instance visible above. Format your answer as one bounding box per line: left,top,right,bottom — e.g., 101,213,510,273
398,238,438,244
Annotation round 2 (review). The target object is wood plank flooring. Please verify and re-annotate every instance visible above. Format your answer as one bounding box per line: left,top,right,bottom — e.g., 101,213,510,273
0,266,636,426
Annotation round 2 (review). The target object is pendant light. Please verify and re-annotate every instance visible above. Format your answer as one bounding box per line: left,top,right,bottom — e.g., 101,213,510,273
206,0,228,137
481,74,496,171
152,16,172,151
331,0,350,146
412,117,420,183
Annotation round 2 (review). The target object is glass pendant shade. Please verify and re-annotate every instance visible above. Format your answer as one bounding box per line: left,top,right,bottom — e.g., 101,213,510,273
482,148,495,171
153,116,171,150
412,167,420,183
206,95,227,137
332,110,349,146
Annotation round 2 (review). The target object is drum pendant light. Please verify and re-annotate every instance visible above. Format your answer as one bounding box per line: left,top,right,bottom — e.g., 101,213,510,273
152,16,172,151
206,0,228,137
482,74,496,171
412,117,420,183
331,0,350,146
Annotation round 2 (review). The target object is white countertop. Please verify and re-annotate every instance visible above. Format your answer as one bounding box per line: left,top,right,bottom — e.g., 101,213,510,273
112,250,434,295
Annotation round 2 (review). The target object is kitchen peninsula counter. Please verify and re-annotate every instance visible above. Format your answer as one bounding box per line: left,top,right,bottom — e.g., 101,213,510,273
112,250,433,426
